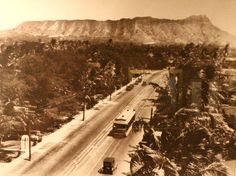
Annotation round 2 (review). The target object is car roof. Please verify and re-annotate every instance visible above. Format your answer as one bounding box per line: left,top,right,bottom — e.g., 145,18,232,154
104,157,115,162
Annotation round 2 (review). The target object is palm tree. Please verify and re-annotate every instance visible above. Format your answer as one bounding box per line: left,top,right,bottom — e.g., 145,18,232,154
200,162,230,176
129,143,179,176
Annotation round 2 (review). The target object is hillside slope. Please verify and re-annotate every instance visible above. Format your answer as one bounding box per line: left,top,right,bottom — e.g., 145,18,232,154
1,15,236,46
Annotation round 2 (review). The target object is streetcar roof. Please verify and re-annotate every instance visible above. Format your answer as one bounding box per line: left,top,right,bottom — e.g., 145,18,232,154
114,109,135,124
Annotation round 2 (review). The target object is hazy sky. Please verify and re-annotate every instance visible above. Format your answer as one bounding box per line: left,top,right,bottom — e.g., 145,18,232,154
0,0,236,36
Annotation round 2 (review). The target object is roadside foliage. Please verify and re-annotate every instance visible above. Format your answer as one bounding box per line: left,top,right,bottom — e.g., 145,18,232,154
129,43,235,176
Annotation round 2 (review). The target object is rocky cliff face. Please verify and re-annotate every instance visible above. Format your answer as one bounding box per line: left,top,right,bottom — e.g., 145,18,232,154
1,15,236,45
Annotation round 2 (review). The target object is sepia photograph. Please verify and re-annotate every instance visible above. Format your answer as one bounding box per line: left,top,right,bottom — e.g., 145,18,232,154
0,0,236,175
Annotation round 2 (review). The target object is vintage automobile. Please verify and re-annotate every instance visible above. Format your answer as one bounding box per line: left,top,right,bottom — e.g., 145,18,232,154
142,81,147,86
126,84,134,91
103,157,117,174
30,130,43,143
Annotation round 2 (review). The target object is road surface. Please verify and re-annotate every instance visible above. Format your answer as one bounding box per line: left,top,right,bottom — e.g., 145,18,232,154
2,70,167,176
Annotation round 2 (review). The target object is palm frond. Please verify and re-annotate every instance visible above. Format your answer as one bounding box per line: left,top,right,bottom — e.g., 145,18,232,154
141,144,158,154
200,162,231,176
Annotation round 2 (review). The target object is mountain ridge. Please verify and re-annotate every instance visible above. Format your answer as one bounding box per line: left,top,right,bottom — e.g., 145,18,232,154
1,15,236,46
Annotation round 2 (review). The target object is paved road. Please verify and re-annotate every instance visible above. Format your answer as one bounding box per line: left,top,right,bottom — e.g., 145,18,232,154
3,70,167,176
86,89,156,176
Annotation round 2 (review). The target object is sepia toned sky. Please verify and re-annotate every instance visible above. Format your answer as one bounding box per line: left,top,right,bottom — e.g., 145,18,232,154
0,0,236,36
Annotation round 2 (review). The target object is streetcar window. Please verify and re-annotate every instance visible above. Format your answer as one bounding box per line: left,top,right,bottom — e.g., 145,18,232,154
113,124,127,129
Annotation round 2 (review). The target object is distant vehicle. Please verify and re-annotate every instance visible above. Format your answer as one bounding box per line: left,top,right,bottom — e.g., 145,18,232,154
30,130,43,143
112,109,136,137
137,76,143,82
56,116,72,124
46,126,55,133
103,157,117,174
3,133,20,141
142,81,147,86
134,79,140,85
126,84,134,91
7,130,43,144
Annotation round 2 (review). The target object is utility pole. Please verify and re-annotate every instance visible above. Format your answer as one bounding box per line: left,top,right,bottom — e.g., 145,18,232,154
24,108,31,161
24,102,36,161
150,107,153,121
17,103,36,161
82,95,90,121
27,115,31,161
82,102,86,121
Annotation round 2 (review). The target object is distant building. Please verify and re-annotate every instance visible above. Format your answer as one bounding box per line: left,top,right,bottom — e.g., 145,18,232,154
221,69,236,88
223,57,236,69
168,68,183,110
222,105,236,129
191,80,202,108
